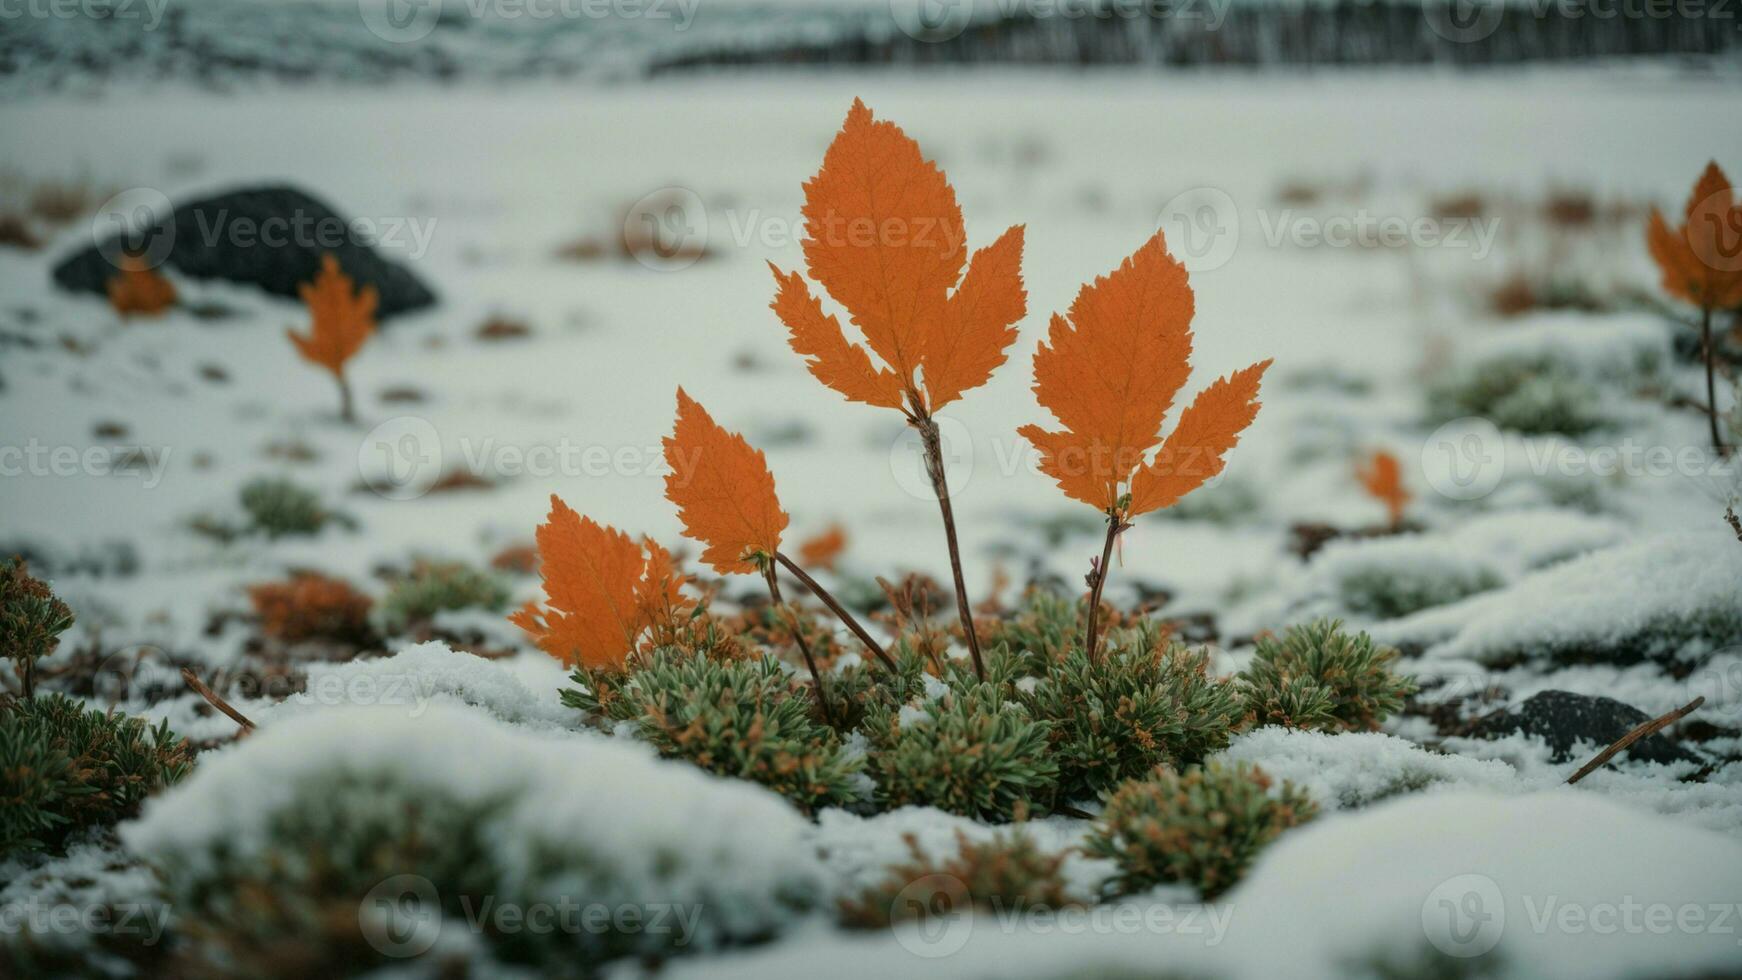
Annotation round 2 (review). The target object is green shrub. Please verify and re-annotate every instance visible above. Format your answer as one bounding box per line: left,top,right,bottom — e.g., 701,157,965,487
1427,362,1608,436
1239,619,1416,732
1085,761,1316,899
378,560,510,632
861,654,1057,822
1025,633,1246,804
1,558,74,696
566,650,863,812
839,829,1075,929
1333,562,1504,620
239,477,333,538
0,694,191,858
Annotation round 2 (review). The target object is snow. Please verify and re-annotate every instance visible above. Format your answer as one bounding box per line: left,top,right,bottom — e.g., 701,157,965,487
1221,727,1524,810
262,640,576,728
1377,532,1742,666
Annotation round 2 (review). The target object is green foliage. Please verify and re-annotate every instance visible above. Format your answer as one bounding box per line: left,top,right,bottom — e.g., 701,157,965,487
982,587,1086,668
1333,563,1504,619
378,560,510,632
565,650,863,812
839,829,1075,929
1239,619,1416,732
861,652,1058,822
1,558,74,687
1085,761,1316,899
1025,631,1246,804
0,694,191,858
239,477,333,538
1427,362,1608,436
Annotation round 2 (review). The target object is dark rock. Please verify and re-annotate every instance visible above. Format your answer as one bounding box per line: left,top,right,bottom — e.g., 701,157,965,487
1468,690,1701,768
51,185,436,320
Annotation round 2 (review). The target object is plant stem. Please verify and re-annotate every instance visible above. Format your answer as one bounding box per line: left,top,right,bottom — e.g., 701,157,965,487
913,412,985,680
1566,696,1703,785
337,372,355,425
1083,515,1123,663
1700,306,1729,458
180,667,256,734
21,658,34,700
775,551,897,672
763,565,836,728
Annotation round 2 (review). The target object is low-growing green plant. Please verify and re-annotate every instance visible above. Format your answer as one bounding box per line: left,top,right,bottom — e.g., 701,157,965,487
839,829,1076,929
1086,761,1316,899
379,560,510,633
861,654,1058,822
1333,561,1504,619
0,694,191,858
239,477,333,538
1239,619,1416,732
1426,360,1608,436
566,649,863,812
2,558,74,697
1025,628,1246,804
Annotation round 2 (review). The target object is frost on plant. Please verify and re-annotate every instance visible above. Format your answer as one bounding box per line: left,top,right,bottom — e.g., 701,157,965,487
1239,619,1416,732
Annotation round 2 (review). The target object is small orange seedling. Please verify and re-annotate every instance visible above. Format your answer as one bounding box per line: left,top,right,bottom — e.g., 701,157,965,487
287,254,376,424
106,255,177,318
796,523,848,572
1356,450,1411,529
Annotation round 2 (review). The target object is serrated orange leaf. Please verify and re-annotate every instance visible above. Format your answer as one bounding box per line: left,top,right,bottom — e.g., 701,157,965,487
1127,360,1272,517
796,523,848,572
1647,161,1742,311
287,253,376,377
1021,229,1269,518
663,388,790,575
772,98,1026,414
510,495,690,670
106,256,177,318
1355,449,1411,527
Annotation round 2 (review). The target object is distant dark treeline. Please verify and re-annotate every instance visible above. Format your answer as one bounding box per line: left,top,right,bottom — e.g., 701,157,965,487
651,2,1741,73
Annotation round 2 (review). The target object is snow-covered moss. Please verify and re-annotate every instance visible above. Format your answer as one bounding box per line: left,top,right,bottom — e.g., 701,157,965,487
1378,533,1742,668
122,705,825,977
1237,620,1416,732
1221,728,1522,810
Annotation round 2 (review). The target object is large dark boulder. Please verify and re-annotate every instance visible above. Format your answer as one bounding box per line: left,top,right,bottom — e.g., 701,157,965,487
52,185,436,320
1469,690,1701,768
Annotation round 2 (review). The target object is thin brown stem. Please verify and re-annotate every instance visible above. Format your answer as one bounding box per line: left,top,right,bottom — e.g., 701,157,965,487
914,412,984,680
338,372,355,425
1083,516,1123,663
1727,506,1742,545
775,551,896,672
1566,696,1703,785
1700,306,1728,458
21,658,34,700
180,667,256,734
763,565,837,728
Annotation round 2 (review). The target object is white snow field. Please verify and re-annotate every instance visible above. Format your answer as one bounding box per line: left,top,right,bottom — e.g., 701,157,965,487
3,68,1742,978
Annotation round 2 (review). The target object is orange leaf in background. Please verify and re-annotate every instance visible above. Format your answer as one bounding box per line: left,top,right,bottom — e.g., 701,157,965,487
797,523,848,572
1355,449,1412,528
287,254,377,378
1647,161,1742,311
663,388,790,575
106,256,177,318
1019,229,1269,518
509,494,691,670
770,98,1027,415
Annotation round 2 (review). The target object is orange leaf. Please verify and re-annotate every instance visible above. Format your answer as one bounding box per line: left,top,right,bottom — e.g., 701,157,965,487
1127,360,1272,517
105,256,177,318
796,523,848,572
1018,230,1196,512
1355,449,1412,527
510,496,692,670
1647,161,1742,311
287,253,377,377
775,99,1026,414
663,388,790,575
1022,230,1269,518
